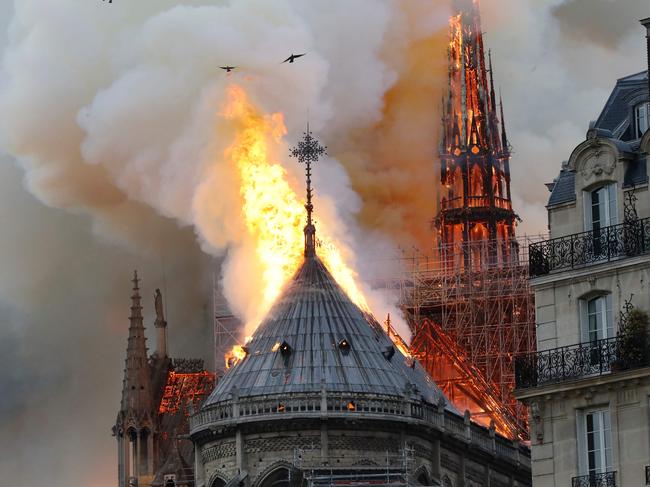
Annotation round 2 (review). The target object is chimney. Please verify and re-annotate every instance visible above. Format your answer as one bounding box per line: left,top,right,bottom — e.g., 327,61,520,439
642,17,650,100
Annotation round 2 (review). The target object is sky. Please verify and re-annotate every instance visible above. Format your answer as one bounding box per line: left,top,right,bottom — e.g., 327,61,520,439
0,0,647,485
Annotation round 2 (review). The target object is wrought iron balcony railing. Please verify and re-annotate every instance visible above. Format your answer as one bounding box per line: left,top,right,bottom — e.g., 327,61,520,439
571,471,616,487
528,217,650,277
515,333,650,389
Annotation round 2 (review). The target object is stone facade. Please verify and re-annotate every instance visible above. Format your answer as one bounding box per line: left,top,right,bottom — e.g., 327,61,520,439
190,398,531,487
516,66,650,486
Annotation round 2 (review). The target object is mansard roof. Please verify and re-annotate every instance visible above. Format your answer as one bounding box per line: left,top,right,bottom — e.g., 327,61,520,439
594,70,648,141
546,71,649,207
204,256,450,408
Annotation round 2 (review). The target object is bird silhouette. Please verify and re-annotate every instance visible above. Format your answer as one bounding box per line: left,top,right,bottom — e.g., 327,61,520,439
282,53,306,64
219,66,237,73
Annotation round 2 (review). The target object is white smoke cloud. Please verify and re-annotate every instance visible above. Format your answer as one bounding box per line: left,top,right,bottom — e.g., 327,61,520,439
1,0,649,485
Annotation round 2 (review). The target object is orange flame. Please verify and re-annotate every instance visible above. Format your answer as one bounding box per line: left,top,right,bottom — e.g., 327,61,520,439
221,84,369,367
225,345,248,369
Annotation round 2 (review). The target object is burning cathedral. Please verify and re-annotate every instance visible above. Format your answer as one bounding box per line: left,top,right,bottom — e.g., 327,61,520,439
113,133,531,487
113,1,534,486
188,131,530,487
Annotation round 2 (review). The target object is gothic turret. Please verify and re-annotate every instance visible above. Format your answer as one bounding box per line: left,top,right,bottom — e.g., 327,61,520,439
121,271,154,412
114,271,156,487
436,0,519,271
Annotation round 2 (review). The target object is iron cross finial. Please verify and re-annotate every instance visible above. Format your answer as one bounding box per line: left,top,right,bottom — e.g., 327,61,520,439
290,125,327,257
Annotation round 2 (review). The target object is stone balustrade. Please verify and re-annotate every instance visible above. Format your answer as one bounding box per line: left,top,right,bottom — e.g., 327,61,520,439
189,391,529,469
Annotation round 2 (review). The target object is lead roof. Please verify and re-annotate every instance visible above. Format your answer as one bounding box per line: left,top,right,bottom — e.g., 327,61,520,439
205,256,450,408
547,71,649,207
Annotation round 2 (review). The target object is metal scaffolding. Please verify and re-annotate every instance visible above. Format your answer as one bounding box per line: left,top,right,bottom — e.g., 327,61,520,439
292,445,424,487
213,272,242,377
377,237,540,440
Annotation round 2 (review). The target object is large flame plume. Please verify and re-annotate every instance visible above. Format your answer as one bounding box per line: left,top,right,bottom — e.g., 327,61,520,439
221,85,369,365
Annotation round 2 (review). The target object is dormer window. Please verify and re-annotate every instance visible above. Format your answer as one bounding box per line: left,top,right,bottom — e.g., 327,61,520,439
635,102,650,138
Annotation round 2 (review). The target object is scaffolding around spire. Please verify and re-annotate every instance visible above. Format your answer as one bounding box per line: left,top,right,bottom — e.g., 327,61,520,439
290,125,327,258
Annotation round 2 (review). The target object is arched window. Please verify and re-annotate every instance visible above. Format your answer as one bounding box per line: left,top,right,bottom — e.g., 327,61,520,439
635,102,650,138
210,477,226,487
259,468,290,487
414,467,431,486
470,164,484,199
583,183,617,259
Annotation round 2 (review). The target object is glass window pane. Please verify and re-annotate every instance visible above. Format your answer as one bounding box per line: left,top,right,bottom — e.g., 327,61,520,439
607,184,617,226
592,189,601,230
584,409,612,474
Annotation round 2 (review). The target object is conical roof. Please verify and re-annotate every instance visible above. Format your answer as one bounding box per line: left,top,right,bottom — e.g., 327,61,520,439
205,256,449,407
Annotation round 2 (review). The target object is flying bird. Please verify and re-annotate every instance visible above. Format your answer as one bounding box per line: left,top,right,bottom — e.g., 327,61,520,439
220,66,237,73
282,53,306,64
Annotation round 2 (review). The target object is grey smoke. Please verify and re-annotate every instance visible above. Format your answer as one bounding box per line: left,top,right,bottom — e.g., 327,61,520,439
0,1,649,486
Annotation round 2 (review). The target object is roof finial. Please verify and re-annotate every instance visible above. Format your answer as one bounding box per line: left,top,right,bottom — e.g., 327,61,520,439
488,50,497,114
290,124,327,258
132,270,140,293
499,90,509,153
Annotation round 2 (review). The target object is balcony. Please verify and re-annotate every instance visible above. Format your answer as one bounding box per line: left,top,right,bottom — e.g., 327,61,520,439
515,333,650,389
528,217,650,277
571,472,617,487
440,195,512,211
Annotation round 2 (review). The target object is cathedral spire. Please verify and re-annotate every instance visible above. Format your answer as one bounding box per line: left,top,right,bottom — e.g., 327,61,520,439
290,124,327,258
120,270,153,413
435,0,518,271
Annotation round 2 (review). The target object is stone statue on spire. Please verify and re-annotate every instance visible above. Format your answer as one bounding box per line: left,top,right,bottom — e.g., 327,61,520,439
154,288,165,323
290,125,327,258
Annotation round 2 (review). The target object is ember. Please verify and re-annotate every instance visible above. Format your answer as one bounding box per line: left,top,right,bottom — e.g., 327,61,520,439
158,371,216,416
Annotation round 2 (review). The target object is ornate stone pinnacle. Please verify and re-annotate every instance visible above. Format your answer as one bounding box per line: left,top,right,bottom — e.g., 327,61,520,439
132,270,140,292
290,125,327,258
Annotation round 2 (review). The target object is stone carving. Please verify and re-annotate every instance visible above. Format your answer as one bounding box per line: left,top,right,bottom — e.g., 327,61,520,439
580,148,616,182
155,288,165,323
201,442,237,463
530,401,544,443
173,358,205,373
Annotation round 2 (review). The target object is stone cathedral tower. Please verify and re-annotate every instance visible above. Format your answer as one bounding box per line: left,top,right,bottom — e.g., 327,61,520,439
436,0,518,271
114,272,159,487
113,273,215,487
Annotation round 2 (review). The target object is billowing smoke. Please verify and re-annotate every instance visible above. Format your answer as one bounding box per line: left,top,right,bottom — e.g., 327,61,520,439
0,0,452,333
0,0,648,485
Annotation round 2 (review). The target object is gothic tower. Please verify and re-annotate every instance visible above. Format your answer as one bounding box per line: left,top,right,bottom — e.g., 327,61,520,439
436,0,518,271
114,271,157,487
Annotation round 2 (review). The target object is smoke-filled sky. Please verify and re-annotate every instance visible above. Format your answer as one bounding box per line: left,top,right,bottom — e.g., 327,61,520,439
0,0,647,485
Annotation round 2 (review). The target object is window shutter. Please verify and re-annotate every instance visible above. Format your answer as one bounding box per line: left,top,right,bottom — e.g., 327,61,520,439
605,294,614,338
579,299,589,343
603,410,613,471
583,191,593,231
576,409,587,476
607,183,618,226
